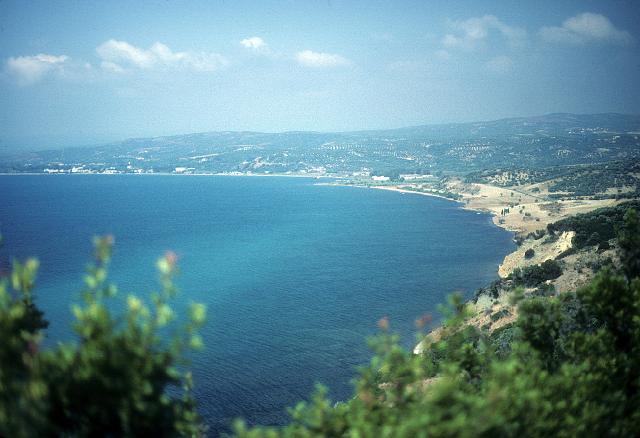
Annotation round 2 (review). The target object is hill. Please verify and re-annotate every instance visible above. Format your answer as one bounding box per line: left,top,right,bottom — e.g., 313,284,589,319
2,113,639,175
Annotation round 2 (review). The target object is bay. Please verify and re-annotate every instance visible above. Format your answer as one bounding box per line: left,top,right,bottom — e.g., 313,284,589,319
0,175,514,434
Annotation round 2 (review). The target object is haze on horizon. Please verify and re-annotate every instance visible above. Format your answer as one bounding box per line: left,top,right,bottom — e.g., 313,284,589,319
1,0,639,152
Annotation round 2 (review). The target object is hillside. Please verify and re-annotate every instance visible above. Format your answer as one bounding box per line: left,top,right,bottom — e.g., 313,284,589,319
1,113,639,176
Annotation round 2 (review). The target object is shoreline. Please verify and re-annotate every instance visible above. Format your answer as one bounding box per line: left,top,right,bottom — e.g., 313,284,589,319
367,184,518,262
322,181,518,272
5,171,517,292
336,182,516,236
0,172,335,178
322,183,468,204
6,171,622,360
356,184,520,356
344,183,518,282
0,172,523,262
366,185,464,204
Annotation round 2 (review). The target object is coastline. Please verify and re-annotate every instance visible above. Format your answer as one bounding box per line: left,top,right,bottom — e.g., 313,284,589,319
369,184,519,261
321,183,467,203
0,172,333,178
325,181,518,274
3,171,513,280
355,184,519,356
5,171,628,365
366,185,463,204
341,183,517,245
3,173,517,430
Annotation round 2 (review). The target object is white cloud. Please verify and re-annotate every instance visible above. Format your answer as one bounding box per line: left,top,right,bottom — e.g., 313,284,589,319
100,60,125,73
96,40,153,68
295,50,350,68
240,36,267,50
539,12,633,45
485,55,514,74
6,53,69,84
443,15,526,50
96,39,228,72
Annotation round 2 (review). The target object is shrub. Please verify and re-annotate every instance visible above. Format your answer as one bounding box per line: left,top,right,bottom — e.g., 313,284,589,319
598,240,611,252
547,201,640,249
510,259,563,287
0,236,207,437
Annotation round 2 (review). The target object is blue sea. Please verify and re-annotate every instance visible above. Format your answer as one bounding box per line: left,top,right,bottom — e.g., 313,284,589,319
0,175,514,434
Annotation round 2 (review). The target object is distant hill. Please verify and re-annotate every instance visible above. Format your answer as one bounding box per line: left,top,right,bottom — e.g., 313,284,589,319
2,113,639,175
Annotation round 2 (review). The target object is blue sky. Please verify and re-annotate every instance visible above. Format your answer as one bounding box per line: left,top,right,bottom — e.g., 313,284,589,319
1,0,639,151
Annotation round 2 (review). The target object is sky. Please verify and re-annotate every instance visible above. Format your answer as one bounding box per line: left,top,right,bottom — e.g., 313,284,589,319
1,0,639,151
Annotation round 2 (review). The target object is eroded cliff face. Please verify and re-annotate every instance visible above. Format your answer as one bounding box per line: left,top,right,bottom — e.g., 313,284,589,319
498,231,574,278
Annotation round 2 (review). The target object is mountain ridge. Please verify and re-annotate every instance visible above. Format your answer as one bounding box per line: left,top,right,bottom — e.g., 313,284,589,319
2,113,640,175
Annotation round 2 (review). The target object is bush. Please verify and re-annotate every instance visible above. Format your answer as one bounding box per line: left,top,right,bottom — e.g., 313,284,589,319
488,323,517,359
524,248,535,259
0,236,207,437
598,240,611,252
490,308,511,321
510,259,563,287
547,201,640,249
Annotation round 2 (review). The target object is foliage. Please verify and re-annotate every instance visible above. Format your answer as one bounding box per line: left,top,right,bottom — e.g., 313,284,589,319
547,201,640,249
465,160,640,199
509,259,563,287
6,115,640,176
547,160,640,198
0,236,207,437
619,208,640,279
487,323,516,359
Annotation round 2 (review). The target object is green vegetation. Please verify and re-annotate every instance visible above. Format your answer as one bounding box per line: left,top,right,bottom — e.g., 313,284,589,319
465,159,640,200
3,114,640,176
619,209,640,279
0,236,207,437
465,166,570,186
547,160,640,199
508,260,563,287
548,200,640,249
1,208,639,436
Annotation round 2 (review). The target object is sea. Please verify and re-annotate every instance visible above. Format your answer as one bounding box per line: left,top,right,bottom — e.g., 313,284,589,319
0,175,515,434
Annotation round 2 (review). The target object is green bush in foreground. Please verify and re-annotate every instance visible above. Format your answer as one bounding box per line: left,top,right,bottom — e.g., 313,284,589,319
0,236,207,437
1,209,639,437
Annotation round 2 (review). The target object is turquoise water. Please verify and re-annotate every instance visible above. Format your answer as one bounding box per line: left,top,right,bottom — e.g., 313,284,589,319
0,175,514,434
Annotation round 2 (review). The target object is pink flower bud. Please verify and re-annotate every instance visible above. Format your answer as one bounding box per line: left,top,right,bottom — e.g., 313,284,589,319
165,251,178,268
377,316,389,331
